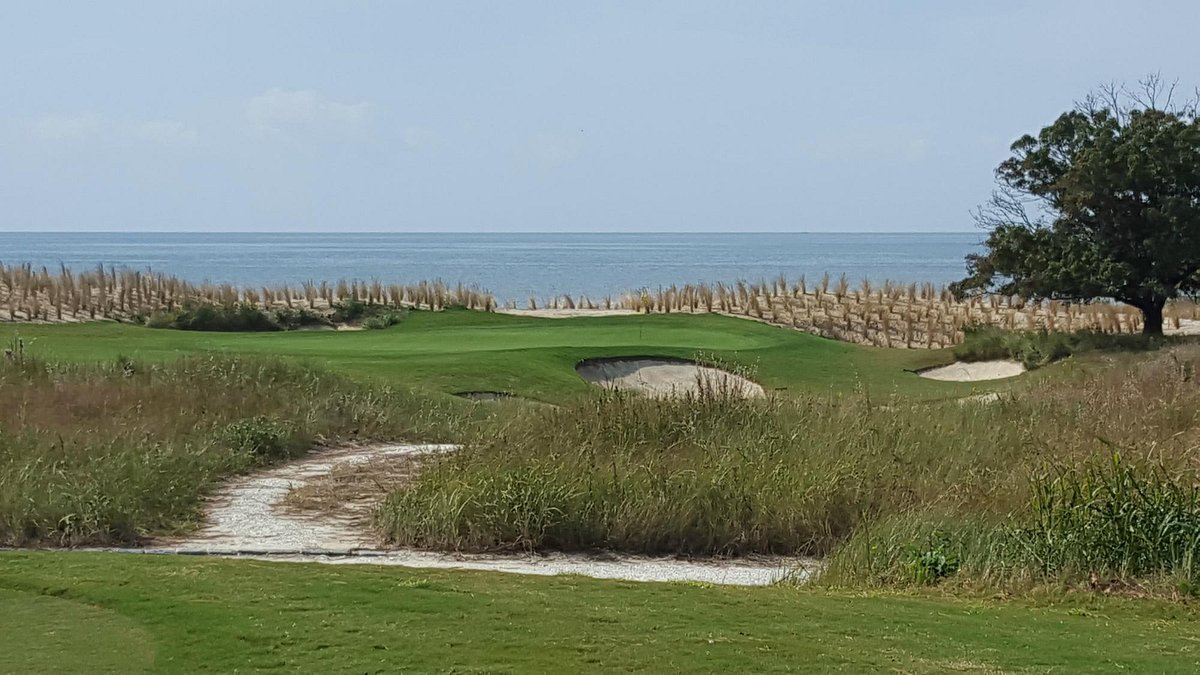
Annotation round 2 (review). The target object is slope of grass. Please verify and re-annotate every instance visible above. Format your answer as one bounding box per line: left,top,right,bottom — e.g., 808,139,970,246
3,310,977,400
3,552,1199,673
0,587,156,673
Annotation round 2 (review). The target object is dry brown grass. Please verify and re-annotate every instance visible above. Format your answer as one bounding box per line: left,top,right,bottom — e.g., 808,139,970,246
582,278,1200,348
6,262,1197,349
282,454,429,521
0,262,496,323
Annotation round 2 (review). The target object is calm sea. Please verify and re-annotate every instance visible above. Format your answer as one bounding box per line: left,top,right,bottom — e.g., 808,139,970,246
0,232,981,303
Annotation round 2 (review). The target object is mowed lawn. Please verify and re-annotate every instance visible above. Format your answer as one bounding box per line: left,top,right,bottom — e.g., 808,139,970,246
2,552,1199,673
5,310,988,400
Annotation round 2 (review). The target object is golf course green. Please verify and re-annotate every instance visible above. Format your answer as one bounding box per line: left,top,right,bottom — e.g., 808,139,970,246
4,309,988,400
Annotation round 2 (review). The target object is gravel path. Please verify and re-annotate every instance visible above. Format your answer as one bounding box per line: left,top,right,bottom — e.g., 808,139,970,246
167,443,814,586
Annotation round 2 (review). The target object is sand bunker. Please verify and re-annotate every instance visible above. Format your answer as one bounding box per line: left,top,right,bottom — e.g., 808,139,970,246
158,443,809,586
918,360,1026,382
576,357,765,398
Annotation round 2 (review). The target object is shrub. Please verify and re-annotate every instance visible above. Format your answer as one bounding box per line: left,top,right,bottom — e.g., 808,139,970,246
903,530,960,585
222,416,296,460
954,325,1171,368
331,299,407,327
330,299,371,323
272,307,333,330
148,303,281,332
361,310,407,330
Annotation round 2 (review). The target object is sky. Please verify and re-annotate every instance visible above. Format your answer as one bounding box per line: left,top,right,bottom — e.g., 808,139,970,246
1,1,1197,233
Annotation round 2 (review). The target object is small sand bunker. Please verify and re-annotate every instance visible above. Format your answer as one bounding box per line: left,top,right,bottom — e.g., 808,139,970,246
576,357,765,398
918,360,1026,382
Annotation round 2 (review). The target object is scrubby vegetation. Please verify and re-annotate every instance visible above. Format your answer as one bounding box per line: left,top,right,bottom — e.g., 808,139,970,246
142,299,408,332
0,355,462,546
147,302,287,331
330,298,408,328
381,345,1200,594
953,325,1175,368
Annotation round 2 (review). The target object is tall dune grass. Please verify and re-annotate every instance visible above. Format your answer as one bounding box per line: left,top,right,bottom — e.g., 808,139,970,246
0,262,495,324
5,261,1197,348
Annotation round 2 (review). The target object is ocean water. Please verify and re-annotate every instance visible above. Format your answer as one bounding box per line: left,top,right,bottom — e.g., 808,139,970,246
0,232,982,304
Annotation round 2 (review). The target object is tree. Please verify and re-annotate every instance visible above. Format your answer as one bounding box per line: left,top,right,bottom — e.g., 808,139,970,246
952,76,1200,335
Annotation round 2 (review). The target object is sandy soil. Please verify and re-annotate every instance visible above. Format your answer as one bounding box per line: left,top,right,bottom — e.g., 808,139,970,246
165,443,811,586
918,360,1026,382
497,308,640,318
576,358,765,398
1167,319,1200,336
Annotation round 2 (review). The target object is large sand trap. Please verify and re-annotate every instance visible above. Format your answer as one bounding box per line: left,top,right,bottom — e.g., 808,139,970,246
576,357,765,398
159,443,809,586
918,360,1026,382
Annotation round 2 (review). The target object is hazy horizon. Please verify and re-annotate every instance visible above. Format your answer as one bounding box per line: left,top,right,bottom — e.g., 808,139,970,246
3,2,1197,233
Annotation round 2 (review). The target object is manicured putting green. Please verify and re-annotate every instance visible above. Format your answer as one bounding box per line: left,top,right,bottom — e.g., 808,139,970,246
4,310,978,400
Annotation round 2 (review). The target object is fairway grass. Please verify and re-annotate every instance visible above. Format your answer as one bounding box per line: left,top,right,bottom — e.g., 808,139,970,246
3,551,1200,672
4,310,997,400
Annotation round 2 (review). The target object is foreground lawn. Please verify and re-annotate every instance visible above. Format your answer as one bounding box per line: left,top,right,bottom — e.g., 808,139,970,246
2,552,1198,673
6,311,987,400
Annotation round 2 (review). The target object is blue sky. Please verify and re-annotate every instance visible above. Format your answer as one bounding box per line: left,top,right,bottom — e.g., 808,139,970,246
2,1,1196,232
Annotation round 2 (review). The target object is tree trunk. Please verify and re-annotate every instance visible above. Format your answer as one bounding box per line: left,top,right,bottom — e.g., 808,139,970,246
1139,298,1166,336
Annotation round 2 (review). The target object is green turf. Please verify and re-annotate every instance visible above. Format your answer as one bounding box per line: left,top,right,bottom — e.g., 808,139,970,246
0,587,156,673
2,551,1198,673
4,310,986,400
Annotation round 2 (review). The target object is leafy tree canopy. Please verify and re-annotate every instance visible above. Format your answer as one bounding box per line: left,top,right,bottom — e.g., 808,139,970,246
953,76,1200,334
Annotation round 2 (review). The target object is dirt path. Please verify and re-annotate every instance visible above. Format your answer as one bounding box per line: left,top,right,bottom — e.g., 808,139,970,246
163,444,814,586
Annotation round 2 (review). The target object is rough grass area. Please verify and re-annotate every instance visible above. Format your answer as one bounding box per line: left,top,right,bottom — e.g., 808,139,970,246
820,347,1200,594
954,324,1176,368
381,346,1200,593
0,355,463,546
3,552,1200,672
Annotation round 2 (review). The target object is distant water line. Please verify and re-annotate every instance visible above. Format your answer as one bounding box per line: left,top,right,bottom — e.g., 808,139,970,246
0,232,982,304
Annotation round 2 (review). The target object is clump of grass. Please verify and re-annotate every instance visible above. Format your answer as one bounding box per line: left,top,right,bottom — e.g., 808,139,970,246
1022,455,1200,583
222,416,298,460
